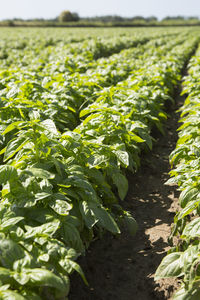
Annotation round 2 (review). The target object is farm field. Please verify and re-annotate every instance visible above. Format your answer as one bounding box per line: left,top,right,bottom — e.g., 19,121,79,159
0,27,200,299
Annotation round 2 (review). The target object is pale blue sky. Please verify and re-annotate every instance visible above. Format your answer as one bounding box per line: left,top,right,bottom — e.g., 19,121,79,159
0,0,199,20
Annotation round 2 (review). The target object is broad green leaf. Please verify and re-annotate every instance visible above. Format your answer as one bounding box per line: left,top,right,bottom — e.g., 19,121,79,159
1,217,24,231
0,165,17,184
87,154,107,168
0,267,13,284
79,200,97,229
27,168,55,179
131,134,144,143
180,245,199,273
29,110,41,120
0,239,25,268
59,258,88,285
35,192,52,201
0,285,10,292
179,187,199,208
135,130,152,150
182,218,200,238
80,108,93,118
4,137,29,161
90,202,120,234
13,271,30,285
0,289,26,300
155,252,183,279
24,220,60,239
124,213,138,236
49,199,72,216
82,113,101,125
2,121,24,135
41,119,59,136
113,150,129,166
22,268,69,294
178,200,200,220
173,286,200,300
112,172,128,200
63,222,84,253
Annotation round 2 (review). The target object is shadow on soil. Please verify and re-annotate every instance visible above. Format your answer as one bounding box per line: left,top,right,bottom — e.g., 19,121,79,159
69,94,184,300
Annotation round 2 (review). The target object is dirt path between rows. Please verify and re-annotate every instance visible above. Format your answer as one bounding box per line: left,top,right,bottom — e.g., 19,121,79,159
69,91,185,300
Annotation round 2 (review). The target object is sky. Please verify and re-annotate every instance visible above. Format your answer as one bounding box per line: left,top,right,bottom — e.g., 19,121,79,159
0,0,200,20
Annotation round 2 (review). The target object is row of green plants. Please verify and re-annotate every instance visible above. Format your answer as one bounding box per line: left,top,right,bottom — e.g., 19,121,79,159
0,31,156,68
42,30,181,75
0,30,199,299
0,33,187,138
155,44,200,299
0,27,158,53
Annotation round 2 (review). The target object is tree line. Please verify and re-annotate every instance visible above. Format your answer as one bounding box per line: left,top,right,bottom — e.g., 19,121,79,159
2,11,200,27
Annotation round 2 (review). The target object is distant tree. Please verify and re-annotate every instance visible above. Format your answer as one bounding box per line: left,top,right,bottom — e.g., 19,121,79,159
58,10,79,22
131,16,145,21
72,13,80,21
187,16,199,20
146,16,157,22
163,16,185,21
5,20,15,26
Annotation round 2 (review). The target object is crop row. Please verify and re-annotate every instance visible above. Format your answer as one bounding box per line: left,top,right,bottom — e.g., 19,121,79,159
0,31,199,299
0,28,184,69
0,30,159,68
155,43,200,299
0,33,188,135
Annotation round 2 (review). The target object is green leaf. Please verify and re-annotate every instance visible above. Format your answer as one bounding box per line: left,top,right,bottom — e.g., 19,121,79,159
59,258,88,285
35,192,52,201
0,165,17,184
113,150,129,166
0,239,25,268
79,200,97,229
179,187,199,208
124,213,138,236
68,260,88,285
79,108,92,118
24,220,60,239
136,130,152,150
0,267,13,284
1,217,24,231
82,113,101,126
182,217,200,238
173,286,200,300
41,119,59,136
155,252,183,279
2,121,24,135
131,134,144,143
27,168,55,179
13,271,30,285
87,154,107,168
180,245,199,271
49,199,72,216
23,268,69,294
0,289,26,300
90,202,120,234
4,136,29,161
63,222,84,253
178,200,200,220
112,172,128,200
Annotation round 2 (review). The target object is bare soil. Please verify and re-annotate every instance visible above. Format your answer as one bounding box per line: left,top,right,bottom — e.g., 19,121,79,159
69,93,184,300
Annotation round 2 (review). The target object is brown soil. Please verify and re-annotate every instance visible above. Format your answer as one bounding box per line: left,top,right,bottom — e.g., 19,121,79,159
69,94,184,300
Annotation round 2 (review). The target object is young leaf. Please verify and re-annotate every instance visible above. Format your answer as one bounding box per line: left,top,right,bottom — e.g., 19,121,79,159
182,217,200,238
155,252,183,279
112,172,128,201
0,165,17,184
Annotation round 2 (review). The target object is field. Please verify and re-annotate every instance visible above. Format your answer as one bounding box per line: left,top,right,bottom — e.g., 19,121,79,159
0,27,200,299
